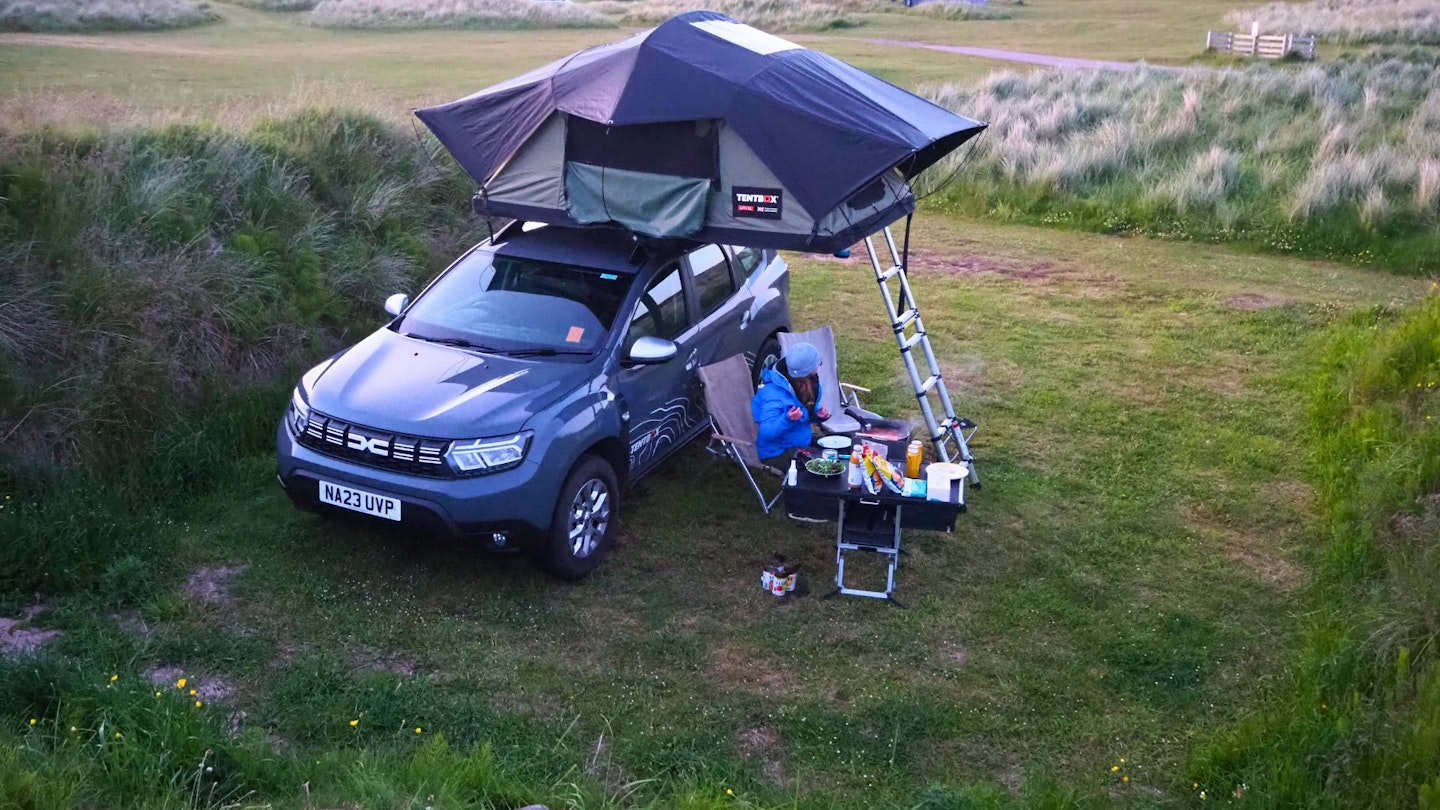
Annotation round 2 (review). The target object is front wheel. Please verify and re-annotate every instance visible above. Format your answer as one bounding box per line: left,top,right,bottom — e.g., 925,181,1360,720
752,335,781,390
538,455,619,580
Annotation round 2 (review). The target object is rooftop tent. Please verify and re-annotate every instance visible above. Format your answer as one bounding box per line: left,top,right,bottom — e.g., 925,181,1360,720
415,10,986,253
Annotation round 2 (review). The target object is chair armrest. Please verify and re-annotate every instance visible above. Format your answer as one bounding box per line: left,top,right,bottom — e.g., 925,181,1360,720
712,433,755,448
839,381,870,408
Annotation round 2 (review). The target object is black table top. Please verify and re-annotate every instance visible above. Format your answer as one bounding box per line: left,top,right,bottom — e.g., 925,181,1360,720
785,458,964,509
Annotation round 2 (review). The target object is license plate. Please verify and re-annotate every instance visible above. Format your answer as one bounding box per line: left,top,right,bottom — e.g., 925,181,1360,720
318,480,401,521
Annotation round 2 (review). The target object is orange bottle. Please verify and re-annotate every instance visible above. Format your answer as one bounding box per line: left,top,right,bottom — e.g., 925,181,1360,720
905,440,923,479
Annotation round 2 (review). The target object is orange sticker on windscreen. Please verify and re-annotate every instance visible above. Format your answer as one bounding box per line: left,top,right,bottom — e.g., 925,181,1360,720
565,326,585,343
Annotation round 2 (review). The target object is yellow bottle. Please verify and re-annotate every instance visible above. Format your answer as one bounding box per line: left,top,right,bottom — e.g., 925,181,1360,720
905,440,922,479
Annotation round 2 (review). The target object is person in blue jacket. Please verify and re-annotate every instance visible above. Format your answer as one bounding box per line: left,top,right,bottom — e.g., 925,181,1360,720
752,342,832,462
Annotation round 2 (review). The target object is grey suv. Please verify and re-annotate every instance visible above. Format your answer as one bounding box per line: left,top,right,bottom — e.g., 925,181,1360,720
276,222,791,578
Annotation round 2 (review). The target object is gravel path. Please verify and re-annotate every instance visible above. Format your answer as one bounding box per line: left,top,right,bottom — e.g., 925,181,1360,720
857,38,1158,71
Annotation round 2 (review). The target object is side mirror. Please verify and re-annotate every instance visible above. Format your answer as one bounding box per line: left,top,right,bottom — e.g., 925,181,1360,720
626,336,678,366
383,293,409,318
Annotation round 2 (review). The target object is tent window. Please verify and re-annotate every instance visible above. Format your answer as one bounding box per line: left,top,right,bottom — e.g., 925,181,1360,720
567,117,717,179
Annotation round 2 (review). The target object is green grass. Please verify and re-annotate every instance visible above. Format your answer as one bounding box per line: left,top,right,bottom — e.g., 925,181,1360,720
0,0,1241,132
2,184,1430,804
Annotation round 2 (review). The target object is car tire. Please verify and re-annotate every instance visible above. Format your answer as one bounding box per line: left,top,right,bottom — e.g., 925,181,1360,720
753,335,781,389
539,455,619,580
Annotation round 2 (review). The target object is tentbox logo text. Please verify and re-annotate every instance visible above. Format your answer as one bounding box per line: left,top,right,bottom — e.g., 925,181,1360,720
733,186,783,220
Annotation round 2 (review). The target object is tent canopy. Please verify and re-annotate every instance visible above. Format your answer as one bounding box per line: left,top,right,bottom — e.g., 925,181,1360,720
415,10,986,253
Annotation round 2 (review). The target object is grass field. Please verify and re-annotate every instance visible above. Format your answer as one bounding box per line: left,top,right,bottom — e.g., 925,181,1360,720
1,167,1431,803
2,1,1439,806
0,0,1243,131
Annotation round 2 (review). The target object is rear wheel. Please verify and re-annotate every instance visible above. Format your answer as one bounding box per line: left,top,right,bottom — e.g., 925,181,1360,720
753,335,781,390
539,455,619,580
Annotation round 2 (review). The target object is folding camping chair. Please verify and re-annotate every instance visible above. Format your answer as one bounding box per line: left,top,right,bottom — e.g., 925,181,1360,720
697,354,784,514
778,326,887,436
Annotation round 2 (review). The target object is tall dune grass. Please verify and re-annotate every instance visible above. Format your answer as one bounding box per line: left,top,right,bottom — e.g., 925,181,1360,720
0,111,480,472
224,0,316,10
307,0,1005,32
920,55,1440,271
1226,0,1440,46
308,0,608,29
587,0,1006,31
1192,289,1440,806
0,0,216,31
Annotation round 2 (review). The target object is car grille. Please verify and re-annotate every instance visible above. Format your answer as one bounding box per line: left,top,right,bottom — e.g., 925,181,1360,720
297,411,452,478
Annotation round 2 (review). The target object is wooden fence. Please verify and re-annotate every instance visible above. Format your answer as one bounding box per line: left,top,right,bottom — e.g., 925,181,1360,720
1206,30,1317,60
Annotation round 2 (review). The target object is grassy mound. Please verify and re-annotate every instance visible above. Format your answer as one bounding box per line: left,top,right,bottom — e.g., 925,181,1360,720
1191,287,1440,806
1226,0,1440,46
224,0,316,11
304,0,1006,33
0,111,479,477
920,55,1440,272
307,0,608,30
0,0,217,31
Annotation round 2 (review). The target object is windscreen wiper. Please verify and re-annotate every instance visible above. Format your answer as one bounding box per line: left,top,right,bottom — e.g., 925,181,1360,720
405,334,498,352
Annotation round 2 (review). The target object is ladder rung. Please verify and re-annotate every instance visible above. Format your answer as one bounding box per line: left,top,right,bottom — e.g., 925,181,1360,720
893,309,918,332
899,332,925,352
916,374,941,396
878,264,904,282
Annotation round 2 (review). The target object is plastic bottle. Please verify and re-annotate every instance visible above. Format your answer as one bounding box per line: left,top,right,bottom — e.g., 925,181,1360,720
847,448,862,489
906,440,923,479
786,458,798,487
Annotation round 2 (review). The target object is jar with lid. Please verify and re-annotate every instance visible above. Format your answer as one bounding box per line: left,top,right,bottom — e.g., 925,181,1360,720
905,440,923,479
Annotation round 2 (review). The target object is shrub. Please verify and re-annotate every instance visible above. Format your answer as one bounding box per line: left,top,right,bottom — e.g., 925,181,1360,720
0,0,217,32
1225,0,1440,46
918,57,1440,271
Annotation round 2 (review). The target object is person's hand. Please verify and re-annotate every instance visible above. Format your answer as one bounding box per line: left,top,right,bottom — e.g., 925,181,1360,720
817,407,831,420
787,406,804,421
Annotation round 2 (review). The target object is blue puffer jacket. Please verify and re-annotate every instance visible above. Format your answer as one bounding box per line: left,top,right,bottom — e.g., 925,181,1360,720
751,365,825,460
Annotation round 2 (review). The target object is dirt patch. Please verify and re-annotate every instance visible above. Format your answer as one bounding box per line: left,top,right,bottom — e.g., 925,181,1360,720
939,641,969,667
737,725,790,787
704,641,797,698
906,249,1059,281
185,565,247,606
0,605,60,658
1225,294,1292,311
347,646,418,677
146,665,236,702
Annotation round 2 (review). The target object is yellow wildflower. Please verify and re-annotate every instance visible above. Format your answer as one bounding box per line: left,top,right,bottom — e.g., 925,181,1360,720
195,701,203,708
28,718,36,726
189,689,197,696
415,727,423,734
726,788,734,796
176,677,187,689
1110,765,1119,772
109,674,118,682
349,719,359,727
1122,775,1130,783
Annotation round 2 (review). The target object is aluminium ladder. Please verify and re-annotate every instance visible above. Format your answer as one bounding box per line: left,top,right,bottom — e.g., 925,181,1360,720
861,219,980,486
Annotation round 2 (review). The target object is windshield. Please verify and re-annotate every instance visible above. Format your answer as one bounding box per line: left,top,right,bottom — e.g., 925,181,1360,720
398,248,633,354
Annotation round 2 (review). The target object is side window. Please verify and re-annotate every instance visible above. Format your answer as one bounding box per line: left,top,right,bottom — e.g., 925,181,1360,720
687,243,736,318
730,245,762,278
626,264,688,343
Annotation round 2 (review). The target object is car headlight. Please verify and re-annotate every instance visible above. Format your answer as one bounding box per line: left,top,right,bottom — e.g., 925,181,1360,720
445,432,531,475
287,388,312,436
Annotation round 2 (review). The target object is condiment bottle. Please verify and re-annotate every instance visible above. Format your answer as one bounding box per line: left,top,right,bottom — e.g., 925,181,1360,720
847,448,862,489
906,440,923,479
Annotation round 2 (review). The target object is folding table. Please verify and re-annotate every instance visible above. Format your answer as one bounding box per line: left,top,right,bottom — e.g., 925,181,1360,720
783,461,965,606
